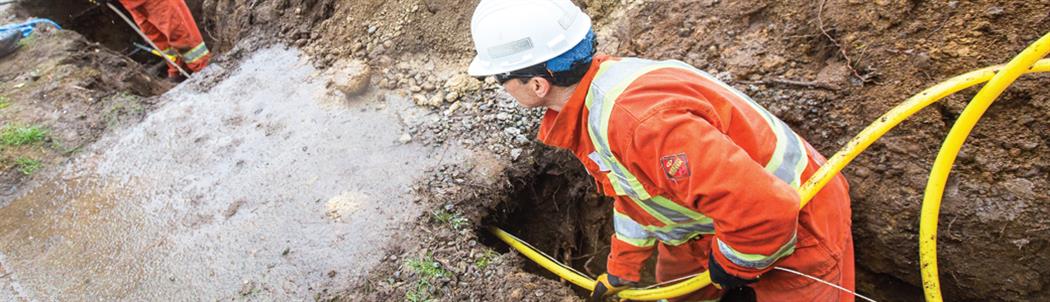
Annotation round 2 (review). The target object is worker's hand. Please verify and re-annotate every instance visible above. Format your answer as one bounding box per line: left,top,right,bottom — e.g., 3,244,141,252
709,253,757,290
589,273,633,302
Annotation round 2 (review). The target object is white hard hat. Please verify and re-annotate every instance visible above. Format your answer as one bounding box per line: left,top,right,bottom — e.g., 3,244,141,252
467,0,592,76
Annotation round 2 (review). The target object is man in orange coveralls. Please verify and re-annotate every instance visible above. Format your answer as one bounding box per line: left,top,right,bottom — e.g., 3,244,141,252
113,0,211,78
467,1,854,301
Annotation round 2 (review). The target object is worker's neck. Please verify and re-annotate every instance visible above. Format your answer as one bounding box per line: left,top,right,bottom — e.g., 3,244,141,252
545,84,579,112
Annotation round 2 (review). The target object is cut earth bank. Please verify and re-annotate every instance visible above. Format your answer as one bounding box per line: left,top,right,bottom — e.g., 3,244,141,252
0,0,1047,301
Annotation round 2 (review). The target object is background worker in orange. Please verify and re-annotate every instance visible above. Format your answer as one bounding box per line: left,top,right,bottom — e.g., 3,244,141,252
115,0,210,77
467,1,854,301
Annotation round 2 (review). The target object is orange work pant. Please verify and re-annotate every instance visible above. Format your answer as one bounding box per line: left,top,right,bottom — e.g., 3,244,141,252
118,0,211,76
658,174,855,302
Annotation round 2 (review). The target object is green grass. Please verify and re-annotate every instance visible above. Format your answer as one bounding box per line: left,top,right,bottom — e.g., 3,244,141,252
0,96,10,110
431,209,469,230
404,254,451,302
405,279,434,302
16,33,36,47
0,124,48,146
474,249,498,270
14,157,41,175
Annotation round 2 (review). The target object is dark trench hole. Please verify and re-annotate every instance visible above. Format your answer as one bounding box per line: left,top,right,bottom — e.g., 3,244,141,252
14,0,217,78
478,153,620,297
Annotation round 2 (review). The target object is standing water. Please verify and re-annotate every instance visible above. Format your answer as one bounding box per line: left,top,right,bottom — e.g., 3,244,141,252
0,46,464,300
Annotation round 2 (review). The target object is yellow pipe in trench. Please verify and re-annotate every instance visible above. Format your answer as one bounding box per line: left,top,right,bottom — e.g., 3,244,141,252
490,55,1050,300
919,32,1050,302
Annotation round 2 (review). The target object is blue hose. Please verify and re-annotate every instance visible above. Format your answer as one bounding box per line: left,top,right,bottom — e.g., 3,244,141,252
0,18,62,38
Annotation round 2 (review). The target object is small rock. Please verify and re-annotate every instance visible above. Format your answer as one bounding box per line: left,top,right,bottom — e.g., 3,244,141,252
429,92,446,107
398,133,413,144
496,112,511,120
367,25,377,34
445,74,483,94
510,148,523,160
986,6,1004,17
333,67,372,97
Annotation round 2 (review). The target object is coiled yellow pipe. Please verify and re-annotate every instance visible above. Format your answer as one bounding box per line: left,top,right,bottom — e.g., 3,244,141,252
919,32,1050,302
490,55,1050,300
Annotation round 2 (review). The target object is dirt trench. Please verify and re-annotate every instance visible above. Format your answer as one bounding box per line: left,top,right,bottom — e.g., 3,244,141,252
3,0,1049,301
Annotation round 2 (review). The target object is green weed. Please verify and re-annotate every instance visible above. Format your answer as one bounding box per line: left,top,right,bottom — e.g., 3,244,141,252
0,96,10,110
406,255,450,280
405,279,434,302
0,124,47,146
431,209,469,230
474,249,499,270
16,33,35,47
404,254,450,302
15,157,41,175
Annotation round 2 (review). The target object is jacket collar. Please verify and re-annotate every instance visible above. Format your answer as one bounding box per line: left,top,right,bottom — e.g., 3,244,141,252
537,55,610,150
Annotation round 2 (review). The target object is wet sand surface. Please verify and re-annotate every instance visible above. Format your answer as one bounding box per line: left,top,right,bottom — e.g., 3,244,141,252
0,46,463,301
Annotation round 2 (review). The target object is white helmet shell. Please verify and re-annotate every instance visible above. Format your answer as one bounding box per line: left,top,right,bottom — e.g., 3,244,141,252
467,0,592,76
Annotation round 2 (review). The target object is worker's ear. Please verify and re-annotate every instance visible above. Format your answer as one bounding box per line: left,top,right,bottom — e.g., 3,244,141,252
529,76,551,99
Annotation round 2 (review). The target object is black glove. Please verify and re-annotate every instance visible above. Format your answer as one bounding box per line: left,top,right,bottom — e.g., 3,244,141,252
590,273,634,302
709,252,757,290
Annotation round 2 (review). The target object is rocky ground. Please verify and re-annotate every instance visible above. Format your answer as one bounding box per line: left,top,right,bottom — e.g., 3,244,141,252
2,0,1048,301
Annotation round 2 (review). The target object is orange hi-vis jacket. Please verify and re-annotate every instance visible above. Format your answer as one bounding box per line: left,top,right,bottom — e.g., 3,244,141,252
537,55,853,284
118,0,211,75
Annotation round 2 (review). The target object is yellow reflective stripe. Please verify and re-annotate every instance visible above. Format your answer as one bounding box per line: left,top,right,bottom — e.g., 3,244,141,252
650,196,708,222
181,42,210,63
585,58,712,227
716,232,797,269
671,63,811,189
617,235,657,248
591,60,693,201
584,61,629,196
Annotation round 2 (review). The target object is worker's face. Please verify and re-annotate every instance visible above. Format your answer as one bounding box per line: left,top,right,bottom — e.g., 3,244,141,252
502,77,551,109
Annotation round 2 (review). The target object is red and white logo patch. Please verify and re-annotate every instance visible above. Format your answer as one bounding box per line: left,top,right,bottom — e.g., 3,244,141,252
660,153,690,181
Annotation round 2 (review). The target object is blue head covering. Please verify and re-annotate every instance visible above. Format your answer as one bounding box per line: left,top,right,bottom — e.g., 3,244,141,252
545,29,595,72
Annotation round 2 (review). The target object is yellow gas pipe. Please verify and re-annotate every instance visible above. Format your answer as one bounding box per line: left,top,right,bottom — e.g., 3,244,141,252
489,38,1050,300
919,32,1050,302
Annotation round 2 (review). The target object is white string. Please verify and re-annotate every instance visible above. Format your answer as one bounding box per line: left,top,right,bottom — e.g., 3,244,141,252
503,230,592,278
774,266,878,302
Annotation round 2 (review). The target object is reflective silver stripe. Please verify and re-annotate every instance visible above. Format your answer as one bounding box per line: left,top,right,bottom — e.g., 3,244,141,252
768,117,802,183
613,211,652,239
650,222,714,243
716,233,797,269
587,151,610,172
488,37,533,59
636,198,696,223
616,211,713,246
674,65,810,187
181,42,210,63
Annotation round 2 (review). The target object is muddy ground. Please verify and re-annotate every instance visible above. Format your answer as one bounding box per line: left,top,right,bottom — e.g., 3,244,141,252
2,0,1049,301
